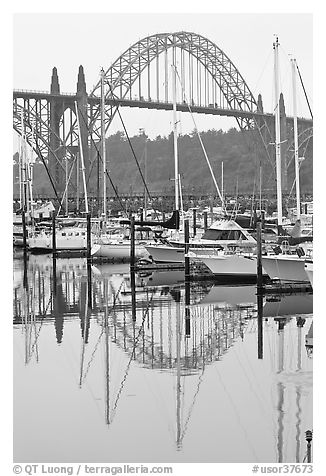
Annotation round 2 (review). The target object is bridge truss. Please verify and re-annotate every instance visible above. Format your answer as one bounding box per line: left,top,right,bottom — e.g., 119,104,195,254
13,31,313,199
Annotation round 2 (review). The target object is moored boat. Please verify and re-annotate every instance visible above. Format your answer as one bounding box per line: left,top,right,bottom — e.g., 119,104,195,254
145,219,257,263
28,225,93,253
304,259,313,287
192,250,268,279
261,249,312,283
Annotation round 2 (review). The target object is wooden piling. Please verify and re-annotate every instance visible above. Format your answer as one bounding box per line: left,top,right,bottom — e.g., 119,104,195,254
305,430,312,463
257,292,263,359
209,198,214,224
261,210,265,230
130,269,136,322
184,219,190,280
130,216,135,270
52,212,57,257
185,279,191,337
22,210,27,252
256,218,263,293
86,212,91,260
203,211,208,231
87,257,92,310
192,208,197,237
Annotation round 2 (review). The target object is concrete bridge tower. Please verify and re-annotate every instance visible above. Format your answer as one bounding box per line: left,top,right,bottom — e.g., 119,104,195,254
49,67,63,193
76,65,89,177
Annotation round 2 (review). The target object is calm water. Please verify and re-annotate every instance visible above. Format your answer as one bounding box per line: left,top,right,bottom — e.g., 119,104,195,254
13,254,313,463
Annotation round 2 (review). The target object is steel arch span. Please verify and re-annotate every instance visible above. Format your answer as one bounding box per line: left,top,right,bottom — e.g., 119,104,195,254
89,31,259,138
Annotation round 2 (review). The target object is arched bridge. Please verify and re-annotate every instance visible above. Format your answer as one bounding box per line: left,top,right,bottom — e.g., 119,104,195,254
13,31,313,196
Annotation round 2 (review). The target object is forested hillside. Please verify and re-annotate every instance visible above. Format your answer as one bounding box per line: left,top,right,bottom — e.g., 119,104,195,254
13,128,313,197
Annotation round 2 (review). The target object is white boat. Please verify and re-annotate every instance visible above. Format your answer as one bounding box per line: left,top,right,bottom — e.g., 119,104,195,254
259,40,313,284
92,226,155,261
193,250,267,279
145,219,257,263
304,259,313,287
28,225,93,252
261,250,312,283
92,240,149,260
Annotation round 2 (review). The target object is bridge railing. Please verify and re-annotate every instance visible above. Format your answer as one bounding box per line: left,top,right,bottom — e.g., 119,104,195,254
13,89,76,97
13,89,311,123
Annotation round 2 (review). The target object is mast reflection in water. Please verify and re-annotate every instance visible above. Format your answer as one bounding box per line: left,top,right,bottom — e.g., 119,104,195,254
13,255,313,463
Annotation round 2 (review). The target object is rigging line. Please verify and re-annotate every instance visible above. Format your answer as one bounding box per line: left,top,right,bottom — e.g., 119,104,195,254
296,64,313,120
79,279,89,388
34,133,62,206
27,291,53,363
110,292,155,422
285,160,305,204
57,155,77,216
180,361,206,442
174,67,225,211
106,82,153,202
81,328,105,384
252,49,273,96
233,345,275,427
74,103,127,214
214,363,260,462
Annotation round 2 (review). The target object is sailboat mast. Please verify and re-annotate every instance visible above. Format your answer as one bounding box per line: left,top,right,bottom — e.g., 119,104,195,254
221,161,224,209
28,130,35,225
19,112,23,209
172,47,179,211
291,58,301,220
75,101,89,214
101,68,107,221
104,279,110,425
273,36,283,230
176,299,181,448
144,135,148,216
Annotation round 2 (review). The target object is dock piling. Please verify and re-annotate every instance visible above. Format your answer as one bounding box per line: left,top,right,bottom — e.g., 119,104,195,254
305,430,312,462
22,209,27,253
130,216,135,271
192,209,197,237
256,218,263,293
184,219,190,280
203,211,208,231
52,212,57,257
86,212,91,260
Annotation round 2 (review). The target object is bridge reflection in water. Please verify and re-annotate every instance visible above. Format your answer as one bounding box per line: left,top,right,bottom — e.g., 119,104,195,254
13,254,313,463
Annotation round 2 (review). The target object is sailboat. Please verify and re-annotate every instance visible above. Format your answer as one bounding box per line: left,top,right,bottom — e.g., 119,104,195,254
91,70,157,261
28,102,93,253
13,117,36,246
261,40,313,283
145,57,258,265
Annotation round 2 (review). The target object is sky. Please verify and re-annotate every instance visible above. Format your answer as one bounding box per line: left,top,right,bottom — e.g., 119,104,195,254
12,11,313,139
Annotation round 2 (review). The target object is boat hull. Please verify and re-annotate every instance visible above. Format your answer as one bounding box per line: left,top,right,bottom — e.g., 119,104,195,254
305,260,313,287
92,242,149,261
145,244,229,263
28,235,88,253
261,255,309,283
145,245,185,263
199,253,266,277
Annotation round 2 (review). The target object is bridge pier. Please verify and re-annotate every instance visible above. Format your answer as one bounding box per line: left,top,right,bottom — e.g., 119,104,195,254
76,65,90,182
48,66,90,199
49,67,64,194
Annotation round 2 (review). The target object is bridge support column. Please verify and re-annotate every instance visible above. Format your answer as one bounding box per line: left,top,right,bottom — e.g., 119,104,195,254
49,67,64,194
76,65,90,191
